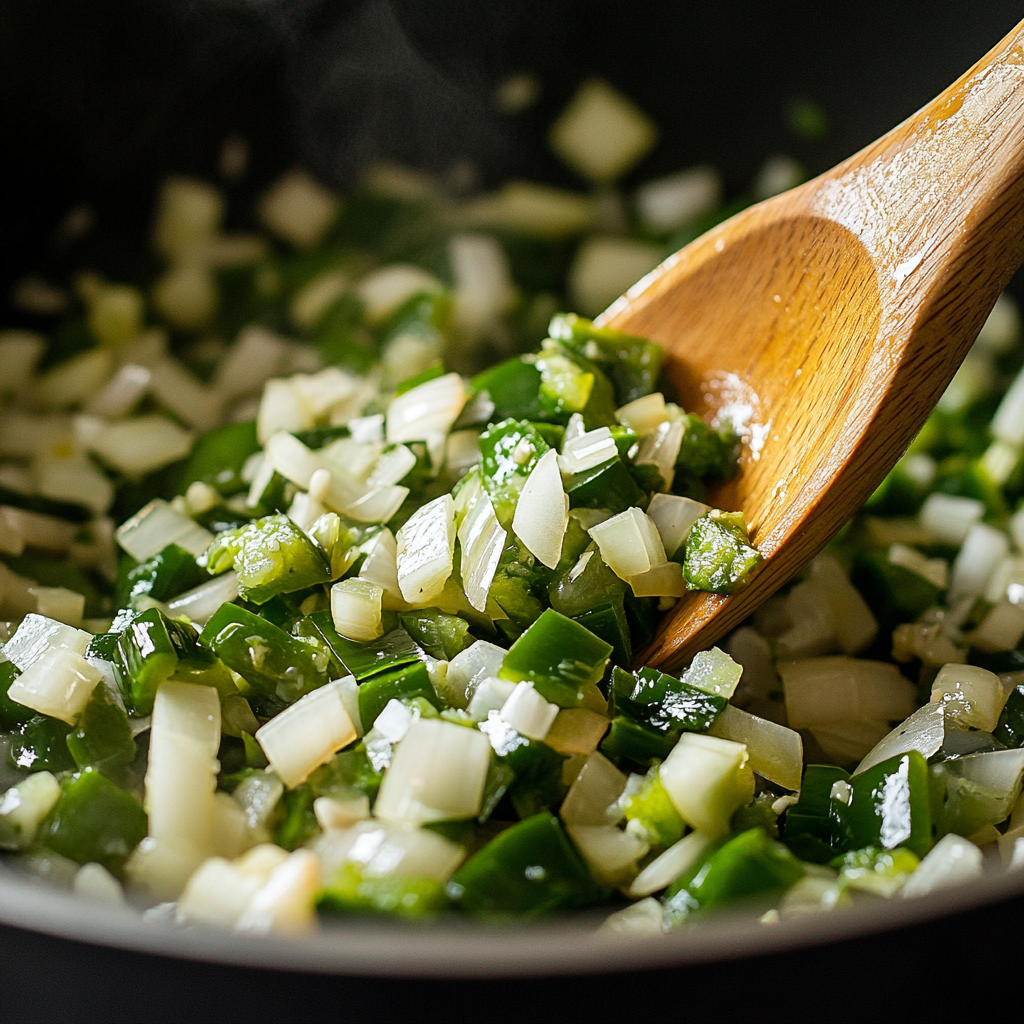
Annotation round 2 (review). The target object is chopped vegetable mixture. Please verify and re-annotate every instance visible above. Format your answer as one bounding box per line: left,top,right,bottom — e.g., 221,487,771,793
1,79,1023,936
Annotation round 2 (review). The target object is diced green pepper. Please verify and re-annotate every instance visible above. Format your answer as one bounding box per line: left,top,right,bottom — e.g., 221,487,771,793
318,863,449,919
200,604,329,707
782,764,852,862
833,846,920,897
66,687,136,779
663,827,804,925
572,600,632,669
478,712,566,819
116,543,209,607
499,609,611,708
600,716,675,766
305,612,423,680
274,785,319,851
473,358,545,422
623,766,686,850
846,751,933,858
682,510,762,594
849,549,944,631
357,662,438,733
399,609,471,661
308,745,382,804
448,813,605,916
675,414,738,481
563,458,644,514
203,513,330,604
180,420,260,496
116,608,209,715
8,716,75,773
548,312,662,406
994,684,1024,748
0,660,33,729
477,419,551,524
38,768,147,874
611,665,727,734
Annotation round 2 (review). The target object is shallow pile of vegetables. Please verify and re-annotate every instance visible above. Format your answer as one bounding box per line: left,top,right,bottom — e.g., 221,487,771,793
1,79,1023,935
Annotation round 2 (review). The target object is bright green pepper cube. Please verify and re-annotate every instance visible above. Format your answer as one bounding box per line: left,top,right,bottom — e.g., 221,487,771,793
200,604,329,707
993,684,1024,748
9,716,75,773
547,312,662,406
306,612,423,680
612,665,726,734
180,419,260,496
564,458,644,514
318,863,449,919
117,543,209,608
663,827,804,925
399,609,471,661
38,769,148,875
472,359,545,423
203,513,330,604
571,600,631,669
600,715,675,766
477,419,551,524
846,751,933,858
357,661,437,733
66,686,136,779
682,510,762,594
499,609,612,707
448,813,605,917
623,766,686,850
782,764,851,862
116,607,204,715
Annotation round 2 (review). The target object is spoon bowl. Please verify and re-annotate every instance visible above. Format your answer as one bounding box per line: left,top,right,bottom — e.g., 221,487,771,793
604,20,1024,670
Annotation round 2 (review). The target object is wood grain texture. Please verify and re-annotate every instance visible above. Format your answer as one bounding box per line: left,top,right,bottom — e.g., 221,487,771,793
599,21,1024,671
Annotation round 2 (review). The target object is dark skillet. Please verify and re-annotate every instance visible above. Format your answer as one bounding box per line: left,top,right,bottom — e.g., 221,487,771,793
1,2,1023,1021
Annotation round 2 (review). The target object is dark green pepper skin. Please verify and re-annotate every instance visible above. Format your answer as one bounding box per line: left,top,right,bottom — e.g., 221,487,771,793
66,687,136,779
478,712,566,819
9,716,75,773
305,612,423,681
200,604,329,707
0,660,34,730
682,511,762,594
116,543,208,608
600,716,675,767
782,764,852,863
448,813,605,917
357,662,438,733
610,665,726,734
180,419,260,496
318,865,449,919
995,684,1024,748
846,751,934,858
663,827,804,925
499,609,611,707
38,769,148,875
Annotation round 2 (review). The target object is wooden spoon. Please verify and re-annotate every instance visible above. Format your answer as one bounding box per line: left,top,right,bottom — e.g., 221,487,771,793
602,20,1024,671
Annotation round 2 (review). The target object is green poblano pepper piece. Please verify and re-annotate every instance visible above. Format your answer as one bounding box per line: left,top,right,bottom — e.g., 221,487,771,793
599,716,675,767
994,684,1024,748
9,716,75,773
782,764,852,862
611,665,727,734
399,608,471,662
180,419,261,496
38,768,148,875
318,863,450,919
845,751,933,858
116,543,209,608
202,513,331,604
682,510,762,594
66,686,136,779
477,419,551,525
0,660,33,730
623,766,686,850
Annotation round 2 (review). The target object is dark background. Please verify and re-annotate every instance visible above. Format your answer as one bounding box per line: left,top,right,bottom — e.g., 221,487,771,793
1,1,1023,1020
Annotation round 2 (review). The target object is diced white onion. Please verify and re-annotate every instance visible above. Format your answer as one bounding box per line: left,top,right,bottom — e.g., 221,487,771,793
628,831,713,898
0,772,62,851
7,647,99,729
358,529,406,611
36,348,114,411
467,677,518,720
0,506,78,553
569,236,663,317
499,681,559,741
256,679,358,788
2,613,91,671
314,819,464,883
449,233,516,337
31,587,85,628
992,361,1024,445
709,704,802,791
257,379,313,444
290,270,350,331
600,896,665,934
811,721,891,764
615,392,667,435
152,264,216,332
948,523,1009,604
567,823,648,885
386,372,466,457
330,578,384,642
901,834,983,898
84,363,152,418
634,420,683,490
213,327,291,404
235,849,321,934
628,560,686,598
445,641,508,711
646,493,708,559
549,78,657,183
808,554,878,655
356,265,444,324
972,600,1024,653
634,165,722,233
115,498,213,561
462,182,595,239
930,663,1005,732
0,330,45,394
349,414,385,444
589,506,666,580
153,176,224,260
780,656,917,731
373,699,414,744
257,169,339,250
512,449,568,569
918,493,984,545
89,415,193,477
313,795,371,831
396,494,456,604
167,571,239,626
73,862,126,905
0,562,38,619
854,703,946,776
143,682,222,893
659,733,751,838
560,751,627,827
148,356,222,431
558,426,617,475
543,708,610,756
373,718,491,824
368,445,417,487
888,544,949,590
292,367,362,420
458,486,506,612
